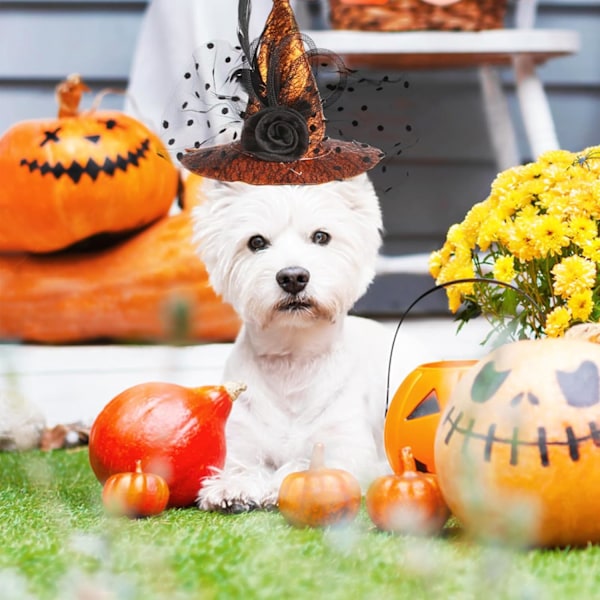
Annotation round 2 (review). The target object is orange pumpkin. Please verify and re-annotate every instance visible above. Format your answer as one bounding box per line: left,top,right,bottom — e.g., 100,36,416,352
181,172,205,210
278,443,362,528
366,446,449,536
102,460,170,518
0,209,240,343
435,338,600,547
0,74,179,253
385,360,477,474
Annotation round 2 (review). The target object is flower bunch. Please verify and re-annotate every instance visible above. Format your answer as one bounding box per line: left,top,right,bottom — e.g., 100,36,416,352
429,145,600,340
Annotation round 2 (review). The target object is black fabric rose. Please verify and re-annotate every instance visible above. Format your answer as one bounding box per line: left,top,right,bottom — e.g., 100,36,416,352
241,106,310,162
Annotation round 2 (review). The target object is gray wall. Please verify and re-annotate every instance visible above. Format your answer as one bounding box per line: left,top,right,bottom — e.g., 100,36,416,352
1,0,599,313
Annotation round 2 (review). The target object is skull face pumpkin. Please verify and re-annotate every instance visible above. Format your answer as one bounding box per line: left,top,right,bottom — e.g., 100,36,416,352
434,338,600,547
0,75,178,253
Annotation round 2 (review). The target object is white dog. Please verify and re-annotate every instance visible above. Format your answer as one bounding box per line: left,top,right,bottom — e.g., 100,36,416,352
193,173,392,512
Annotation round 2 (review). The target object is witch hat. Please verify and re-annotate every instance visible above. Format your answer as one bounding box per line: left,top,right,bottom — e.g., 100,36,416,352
178,0,385,185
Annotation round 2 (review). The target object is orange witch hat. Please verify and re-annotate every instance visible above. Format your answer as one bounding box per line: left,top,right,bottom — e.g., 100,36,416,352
179,0,385,185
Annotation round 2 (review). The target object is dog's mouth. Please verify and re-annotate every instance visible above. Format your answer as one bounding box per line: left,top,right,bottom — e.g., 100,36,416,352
276,297,314,313
269,295,336,325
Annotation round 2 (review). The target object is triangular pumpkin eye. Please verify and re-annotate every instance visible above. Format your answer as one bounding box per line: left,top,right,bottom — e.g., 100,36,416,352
556,360,600,408
471,361,511,403
406,390,440,420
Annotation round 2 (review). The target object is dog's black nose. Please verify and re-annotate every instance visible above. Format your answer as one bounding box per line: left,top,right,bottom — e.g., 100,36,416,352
276,266,310,295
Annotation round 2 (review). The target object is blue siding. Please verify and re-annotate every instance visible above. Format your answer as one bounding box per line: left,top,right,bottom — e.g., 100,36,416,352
0,0,598,260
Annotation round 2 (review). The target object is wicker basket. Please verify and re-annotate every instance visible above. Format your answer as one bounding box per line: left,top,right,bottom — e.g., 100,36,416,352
328,0,508,32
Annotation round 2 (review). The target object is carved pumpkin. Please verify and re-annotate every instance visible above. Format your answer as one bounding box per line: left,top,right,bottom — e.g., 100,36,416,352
385,360,477,474
434,338,600,547
0,74,179,253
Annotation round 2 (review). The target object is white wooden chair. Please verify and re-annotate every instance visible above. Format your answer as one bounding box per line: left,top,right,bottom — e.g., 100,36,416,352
308,0,580,174
306,0,580,275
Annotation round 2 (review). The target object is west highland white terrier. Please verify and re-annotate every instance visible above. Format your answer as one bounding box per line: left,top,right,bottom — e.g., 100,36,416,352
193,173,392,512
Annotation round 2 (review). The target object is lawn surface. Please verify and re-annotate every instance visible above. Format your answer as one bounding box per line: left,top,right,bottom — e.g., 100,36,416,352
1,450,600,599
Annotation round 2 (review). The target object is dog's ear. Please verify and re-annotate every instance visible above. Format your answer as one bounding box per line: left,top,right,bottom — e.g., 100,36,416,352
201,178,236,194
338,175,383,232
200,179,243,213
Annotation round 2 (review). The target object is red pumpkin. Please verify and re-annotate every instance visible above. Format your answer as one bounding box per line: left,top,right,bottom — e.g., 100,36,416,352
0,74,179,253
385,360,477,474
278,443,362,528
89,381,245,508
366,446,449,535
102,460,170,518
435,338,600,547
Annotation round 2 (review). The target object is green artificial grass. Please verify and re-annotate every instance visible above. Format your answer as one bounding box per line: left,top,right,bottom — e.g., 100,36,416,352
1,450,600,600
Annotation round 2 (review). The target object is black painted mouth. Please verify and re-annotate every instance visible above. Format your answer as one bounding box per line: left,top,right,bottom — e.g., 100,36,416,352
19,138,151,184
441,405,600,467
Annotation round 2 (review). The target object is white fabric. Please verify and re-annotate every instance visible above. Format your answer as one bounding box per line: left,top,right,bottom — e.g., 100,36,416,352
125,0,307,132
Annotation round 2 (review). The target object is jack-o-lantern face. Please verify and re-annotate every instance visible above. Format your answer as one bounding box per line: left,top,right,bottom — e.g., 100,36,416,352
384,360,477,474
0,76,178,253
19,117,153,184
434,338,600,547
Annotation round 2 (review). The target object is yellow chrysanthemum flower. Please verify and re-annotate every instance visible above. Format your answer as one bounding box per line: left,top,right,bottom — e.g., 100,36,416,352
461,202,488,245
581,238,600,263
539,149,575,168
505,215,541,262
447,286,463,314
552,256,596,299
428,250,444,279
568,290,594,322
544,306,572,338
430,145,600,341
492,255,516,283
446,223,464,246
477,213,505,252
568,216,598,246
532,214,570,257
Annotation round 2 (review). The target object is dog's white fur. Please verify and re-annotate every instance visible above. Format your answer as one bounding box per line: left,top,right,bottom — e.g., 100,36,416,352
192,174,392,511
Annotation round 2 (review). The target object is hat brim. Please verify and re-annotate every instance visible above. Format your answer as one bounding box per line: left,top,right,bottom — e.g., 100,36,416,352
179,139,385,185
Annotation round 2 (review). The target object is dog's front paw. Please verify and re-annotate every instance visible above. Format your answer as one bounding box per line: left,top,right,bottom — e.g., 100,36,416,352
197,468,277,513
201,495,260,514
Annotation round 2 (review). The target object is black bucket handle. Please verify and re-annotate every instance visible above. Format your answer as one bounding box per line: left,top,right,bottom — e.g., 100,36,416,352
384,277,543,415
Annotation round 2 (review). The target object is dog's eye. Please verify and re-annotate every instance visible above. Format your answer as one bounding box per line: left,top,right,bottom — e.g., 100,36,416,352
311,231,331,246
247,235,270,252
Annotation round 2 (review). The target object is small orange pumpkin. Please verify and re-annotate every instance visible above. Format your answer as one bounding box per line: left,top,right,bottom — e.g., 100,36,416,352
102,460,170,518
435,338,600,547
385,360,477,474
278,443,362,528
0,74,179,253
366,446,449,535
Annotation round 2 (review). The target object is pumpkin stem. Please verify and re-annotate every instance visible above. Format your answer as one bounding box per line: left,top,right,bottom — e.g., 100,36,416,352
56,74,90,118
565,322,600,343
400,446,417,474
309,443,326,470
134,460,143,474
223,382,247,402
